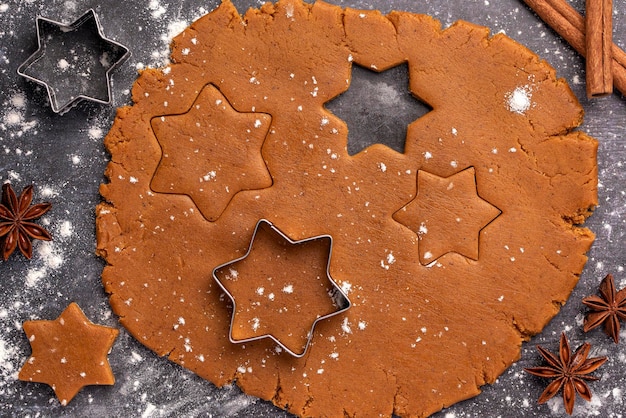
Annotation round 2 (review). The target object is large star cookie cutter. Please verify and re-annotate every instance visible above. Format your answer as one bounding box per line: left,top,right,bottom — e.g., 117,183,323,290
213,219,352,358
17,9,129,114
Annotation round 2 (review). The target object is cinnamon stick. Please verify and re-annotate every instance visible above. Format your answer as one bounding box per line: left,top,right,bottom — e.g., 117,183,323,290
523,0,626,97
585,0,613,97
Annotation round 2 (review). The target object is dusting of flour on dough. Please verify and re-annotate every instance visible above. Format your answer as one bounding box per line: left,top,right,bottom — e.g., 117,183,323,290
506,86,533,114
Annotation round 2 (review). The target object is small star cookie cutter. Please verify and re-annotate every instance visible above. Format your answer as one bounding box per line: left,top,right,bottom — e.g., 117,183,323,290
17,9,130,114
213,219,352,358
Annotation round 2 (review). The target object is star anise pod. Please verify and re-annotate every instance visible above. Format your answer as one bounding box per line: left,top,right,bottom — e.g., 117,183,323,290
524,333,607,415
582,273,626,343
0,183,52,260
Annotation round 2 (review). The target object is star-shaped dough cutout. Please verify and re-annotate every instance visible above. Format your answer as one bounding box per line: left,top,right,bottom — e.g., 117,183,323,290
325,63,432,155
213,220,351,357
18,302,119,406
17,9,129,114
151,84,273,222
394,167,501,264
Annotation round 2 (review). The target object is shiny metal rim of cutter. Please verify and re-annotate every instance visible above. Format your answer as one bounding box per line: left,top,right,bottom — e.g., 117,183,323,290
17,9,130,115
212,219,352,358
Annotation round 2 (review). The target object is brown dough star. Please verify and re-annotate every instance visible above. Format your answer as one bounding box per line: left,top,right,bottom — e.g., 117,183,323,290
18,302,119,406
151,84,273,221
213,220,350,357
394,167,501,264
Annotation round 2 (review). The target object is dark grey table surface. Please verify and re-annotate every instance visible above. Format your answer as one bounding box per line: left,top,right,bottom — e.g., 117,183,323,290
1,0,625,416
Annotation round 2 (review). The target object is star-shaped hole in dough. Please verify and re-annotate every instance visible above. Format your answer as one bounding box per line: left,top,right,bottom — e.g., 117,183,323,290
325,63,432,155
394,167,501,264
17,9,129,114
18,302,119,406
213,220,351,357
151,84,273,222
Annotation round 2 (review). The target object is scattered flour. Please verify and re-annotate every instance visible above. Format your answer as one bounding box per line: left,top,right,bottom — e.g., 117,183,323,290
0,337,17,381
341,317,352,334
25,269,46,288
88,126,104,140
141,402,157,418
1,92,38,138
39,185,60,198
164,20,189,43
0,336,19,399
341,281,352,295
149,0,167,19
360,79,401,107
506,86,533,114
3,111,22,126
57,58,70,71
58,220,74,238
25,240,66,288
10,93,25,108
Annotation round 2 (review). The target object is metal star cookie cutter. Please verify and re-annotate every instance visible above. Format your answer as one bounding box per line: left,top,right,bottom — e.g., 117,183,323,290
17,9,130,114
212,219,352,358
